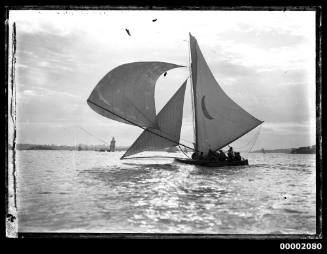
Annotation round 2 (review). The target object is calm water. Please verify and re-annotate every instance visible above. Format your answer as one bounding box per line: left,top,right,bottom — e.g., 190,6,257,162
14,150,316,234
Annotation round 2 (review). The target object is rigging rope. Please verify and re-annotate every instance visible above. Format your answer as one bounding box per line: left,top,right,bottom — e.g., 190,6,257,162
64,126,113,168
232,131,258,150
178,144,191,159
78,126,110,146
248,125,262,153
87,99,197,153
227,125,262,152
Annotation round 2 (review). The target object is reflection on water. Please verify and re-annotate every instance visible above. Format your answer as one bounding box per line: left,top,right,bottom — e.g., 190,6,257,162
15,151,316,234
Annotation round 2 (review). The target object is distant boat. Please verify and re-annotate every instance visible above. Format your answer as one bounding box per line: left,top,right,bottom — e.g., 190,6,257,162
98,148,108,152
87,33,263,167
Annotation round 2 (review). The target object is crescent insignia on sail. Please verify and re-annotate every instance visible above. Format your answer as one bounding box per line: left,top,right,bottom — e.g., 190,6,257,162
201,96,214,120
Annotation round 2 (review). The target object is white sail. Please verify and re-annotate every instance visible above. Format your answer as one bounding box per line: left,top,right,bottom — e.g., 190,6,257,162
121,80,187,158
87,62,183,127
189,33,263,154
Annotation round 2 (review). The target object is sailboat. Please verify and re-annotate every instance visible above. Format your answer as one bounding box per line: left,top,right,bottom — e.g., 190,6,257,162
87,33,263,167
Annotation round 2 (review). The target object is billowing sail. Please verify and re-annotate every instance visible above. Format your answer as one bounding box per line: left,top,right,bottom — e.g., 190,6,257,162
190,33,263,154
121,80,187,158
87,62,183,127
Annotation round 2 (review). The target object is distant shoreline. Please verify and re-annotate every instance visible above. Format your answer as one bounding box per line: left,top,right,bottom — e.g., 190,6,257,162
251,145,316,154
8,144,316,154
8,143,128,152
7,144,181,152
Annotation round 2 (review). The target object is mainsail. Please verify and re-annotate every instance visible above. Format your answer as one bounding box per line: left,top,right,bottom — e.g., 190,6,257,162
87,62,183,127
121,80,187,158
189,33,263,154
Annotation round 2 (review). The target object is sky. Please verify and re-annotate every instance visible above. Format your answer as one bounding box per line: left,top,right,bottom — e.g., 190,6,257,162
8,10,316,150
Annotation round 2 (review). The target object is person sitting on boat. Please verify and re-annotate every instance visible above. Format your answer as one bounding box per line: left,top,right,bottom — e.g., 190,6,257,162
234,152,241,161
218,150,227,161
192,152,198,160
227,146,234,161
199,152,204,160
207,149,219,161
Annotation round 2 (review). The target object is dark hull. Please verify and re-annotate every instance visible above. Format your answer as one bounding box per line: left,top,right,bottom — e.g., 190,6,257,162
175,158,248,167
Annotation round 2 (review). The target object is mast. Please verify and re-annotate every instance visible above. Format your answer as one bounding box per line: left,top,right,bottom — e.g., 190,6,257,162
189,33,199,152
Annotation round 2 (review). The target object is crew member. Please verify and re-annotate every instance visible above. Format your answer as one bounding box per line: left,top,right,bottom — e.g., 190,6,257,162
227,147,234,161
218,150,227,161
234,152,241,161
192,152,198,160
207,149,218,161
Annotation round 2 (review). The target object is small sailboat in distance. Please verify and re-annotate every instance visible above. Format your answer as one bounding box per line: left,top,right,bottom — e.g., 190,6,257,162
87,33,263,167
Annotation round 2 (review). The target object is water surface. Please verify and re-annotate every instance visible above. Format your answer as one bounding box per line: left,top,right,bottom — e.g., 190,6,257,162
15,150,316,234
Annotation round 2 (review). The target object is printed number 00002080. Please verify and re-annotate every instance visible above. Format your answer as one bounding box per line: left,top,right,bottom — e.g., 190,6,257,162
280,243,322,250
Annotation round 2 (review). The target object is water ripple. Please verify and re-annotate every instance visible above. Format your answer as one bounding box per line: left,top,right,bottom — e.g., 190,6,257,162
15,151,316,234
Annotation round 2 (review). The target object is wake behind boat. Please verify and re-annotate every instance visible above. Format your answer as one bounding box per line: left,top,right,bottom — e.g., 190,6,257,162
87,33,263,167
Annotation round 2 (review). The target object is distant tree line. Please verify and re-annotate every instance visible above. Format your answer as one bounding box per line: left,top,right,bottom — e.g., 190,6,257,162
252,144,316,154
290,145,316,154
9,143,128,151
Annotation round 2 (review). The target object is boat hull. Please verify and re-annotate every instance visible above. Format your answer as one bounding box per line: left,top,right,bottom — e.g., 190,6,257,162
174,158,249,167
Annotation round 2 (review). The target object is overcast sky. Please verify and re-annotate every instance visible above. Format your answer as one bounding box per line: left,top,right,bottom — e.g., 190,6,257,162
8,10,316,150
